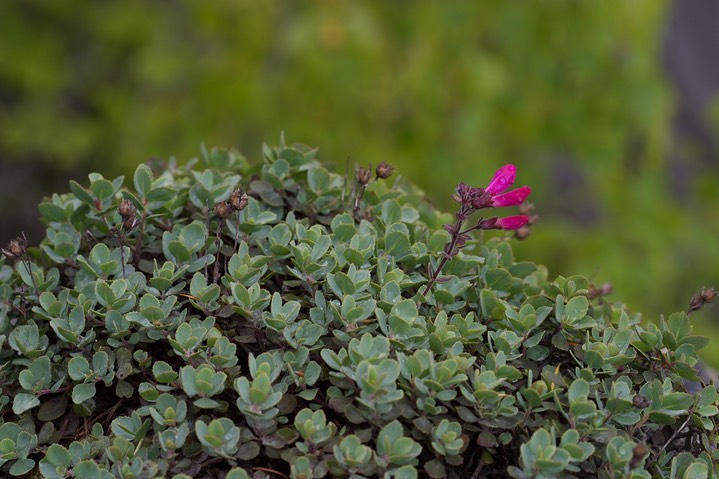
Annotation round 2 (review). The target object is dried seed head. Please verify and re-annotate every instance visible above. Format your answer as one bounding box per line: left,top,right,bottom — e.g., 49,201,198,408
214,201,233,219
518,202,535,216
2,235,27,260
375,161,394,180
119,199,135,218
701,287,717,304
230,189,249,211
514,225,532,240
688,287,718,314
589,282,613,299
689,293,704,313
122,215,139,231
356,165,372,186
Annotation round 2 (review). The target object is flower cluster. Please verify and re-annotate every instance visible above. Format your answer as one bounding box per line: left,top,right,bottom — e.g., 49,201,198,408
451,165,531,227
423,164,532,296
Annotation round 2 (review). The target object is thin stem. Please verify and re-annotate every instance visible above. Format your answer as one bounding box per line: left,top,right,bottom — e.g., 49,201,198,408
656,409,694,457
204,202,211,280
353,184,366,213
213,221,223,284
132,203,148,262
421,217,464,296
118,231,127,279
233,210,240,252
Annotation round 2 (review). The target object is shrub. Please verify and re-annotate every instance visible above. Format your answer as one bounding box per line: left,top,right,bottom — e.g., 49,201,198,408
0,138,717,478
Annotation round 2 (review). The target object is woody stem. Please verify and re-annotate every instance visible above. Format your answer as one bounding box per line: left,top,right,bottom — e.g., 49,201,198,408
421,217,464,297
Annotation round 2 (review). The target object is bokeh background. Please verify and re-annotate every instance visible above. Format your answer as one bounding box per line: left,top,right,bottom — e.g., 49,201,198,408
2,2,719,361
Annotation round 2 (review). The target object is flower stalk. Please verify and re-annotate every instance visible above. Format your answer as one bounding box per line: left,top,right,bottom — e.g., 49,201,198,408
422,164,532,297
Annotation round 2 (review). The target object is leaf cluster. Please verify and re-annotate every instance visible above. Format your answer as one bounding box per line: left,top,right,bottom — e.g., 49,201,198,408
0,138,717,478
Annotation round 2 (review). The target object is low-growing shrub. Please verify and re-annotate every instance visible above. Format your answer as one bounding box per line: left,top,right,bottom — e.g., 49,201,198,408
0,137,717,478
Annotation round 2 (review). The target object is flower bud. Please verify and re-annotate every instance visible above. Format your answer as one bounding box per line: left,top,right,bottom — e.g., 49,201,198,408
230,189,249,211
375,161,394,179
356,166,372,186
478,217,499,230
629,443,649,469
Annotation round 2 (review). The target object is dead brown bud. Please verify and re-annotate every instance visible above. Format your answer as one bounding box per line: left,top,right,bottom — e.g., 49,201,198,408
214,201,233,219
514,225,532,240
230,189,249,211
589,282,613,300
119,199,135,218
2,234,28,260
122,215,139,230
375,161,394,180
518,202,535,216
701,287,717,304
356,165,372,186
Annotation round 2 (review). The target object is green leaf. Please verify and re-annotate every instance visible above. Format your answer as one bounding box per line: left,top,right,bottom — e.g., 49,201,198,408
485,268,512,292
307,167,330,192
74,460,103,479
134,164,154,198
69,180,94,205
90,179,114,200
45,444,72,467
13,393,40,414
385,223,410,256
565,296,589,322
568,379,589,403
72,383,97,404
38,203,67,223
68,356,90,381
9,458,35,476
38,395,67,422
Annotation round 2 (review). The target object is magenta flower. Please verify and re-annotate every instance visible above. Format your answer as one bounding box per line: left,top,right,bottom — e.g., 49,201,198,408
476,164,531,208
491,185,532,207
496,215,530,230
423,164,535,297
485,164,516,195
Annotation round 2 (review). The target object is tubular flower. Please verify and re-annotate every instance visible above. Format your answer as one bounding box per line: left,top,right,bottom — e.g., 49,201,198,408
491,185,532,207
485,164,516,195
496,215,530,230
478,215,530,230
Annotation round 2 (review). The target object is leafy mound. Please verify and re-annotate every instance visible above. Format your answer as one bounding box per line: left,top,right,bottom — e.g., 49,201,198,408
0,138,717,479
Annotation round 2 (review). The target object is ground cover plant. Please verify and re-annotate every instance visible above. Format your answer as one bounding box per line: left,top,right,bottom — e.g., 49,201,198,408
0,138,718,478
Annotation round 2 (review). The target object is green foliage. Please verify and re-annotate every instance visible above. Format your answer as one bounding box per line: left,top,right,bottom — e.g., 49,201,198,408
10,1,719,329
0,139,718,477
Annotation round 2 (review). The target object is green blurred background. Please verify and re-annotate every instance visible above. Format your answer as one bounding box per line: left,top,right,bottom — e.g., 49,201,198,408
2,2,719,361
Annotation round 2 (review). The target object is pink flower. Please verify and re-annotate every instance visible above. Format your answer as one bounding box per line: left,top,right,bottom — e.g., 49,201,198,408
491,186,532,207
496,215,530,230
485,164,516,195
